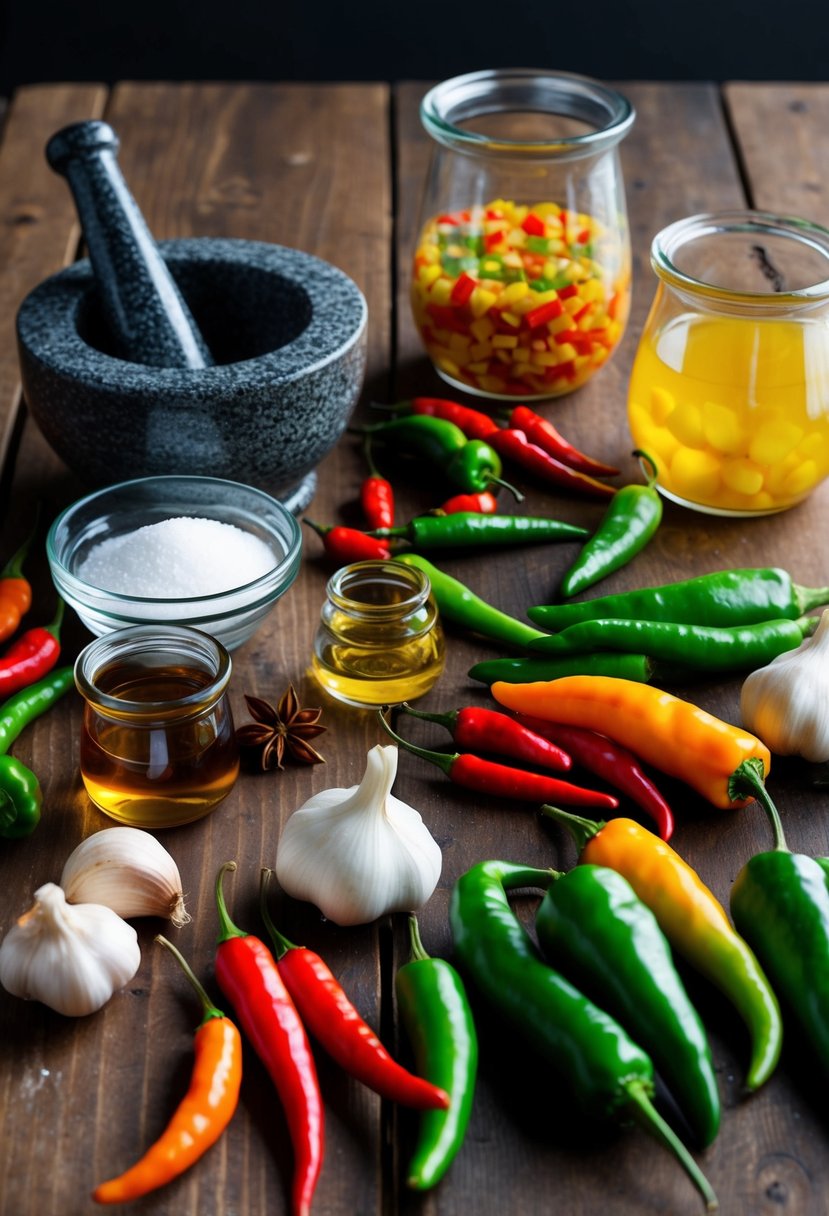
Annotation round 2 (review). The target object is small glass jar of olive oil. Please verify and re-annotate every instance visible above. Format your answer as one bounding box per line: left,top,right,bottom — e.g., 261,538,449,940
75,624,239,828
312,560,445,708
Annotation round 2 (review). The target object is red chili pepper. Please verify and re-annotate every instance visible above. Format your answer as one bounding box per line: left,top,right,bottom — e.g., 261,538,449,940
514,714,675,841
378,712,618,810
439,491,498,515
304,519,392,562
213,863,323,1216
0,599,64,697
398,703,572,773
360,476,395,529
506,405,619,477
411,397,499,441
488,429,616,499
259,870,450,1109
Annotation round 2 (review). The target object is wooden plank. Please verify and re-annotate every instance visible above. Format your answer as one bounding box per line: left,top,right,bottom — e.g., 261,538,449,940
392,79,829,1215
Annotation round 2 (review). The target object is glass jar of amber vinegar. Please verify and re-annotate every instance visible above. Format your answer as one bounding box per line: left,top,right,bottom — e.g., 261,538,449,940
75,625,239,829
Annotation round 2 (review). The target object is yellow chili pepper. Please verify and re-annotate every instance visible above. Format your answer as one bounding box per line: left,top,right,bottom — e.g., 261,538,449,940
490,675,771,809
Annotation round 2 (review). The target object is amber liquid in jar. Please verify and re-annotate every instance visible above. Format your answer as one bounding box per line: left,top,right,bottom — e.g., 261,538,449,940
76,626,239,829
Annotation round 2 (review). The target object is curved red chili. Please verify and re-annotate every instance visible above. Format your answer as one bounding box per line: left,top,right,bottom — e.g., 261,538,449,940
303,519,392,562
360,475,395,530
0,599,63,697
378,711,617,810
515,713,675,841
399,703,572,773
506,405,619,477
411,396,499,441
439,491,498,515
214,862,323,1216
489,429,617,499
260,870,450,1110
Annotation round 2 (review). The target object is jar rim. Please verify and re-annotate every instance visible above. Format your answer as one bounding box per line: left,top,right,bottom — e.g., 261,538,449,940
325,560,431,620
652,209,829,304
420,68,635,158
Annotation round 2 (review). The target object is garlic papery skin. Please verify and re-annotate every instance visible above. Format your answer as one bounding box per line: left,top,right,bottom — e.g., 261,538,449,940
59,827,190,926
275,744,442,926
0,883,141,1016
741,609,829,762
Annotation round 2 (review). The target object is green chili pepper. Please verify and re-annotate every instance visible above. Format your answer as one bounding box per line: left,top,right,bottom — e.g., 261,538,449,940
394,554,546,651
528,615,817,672
529,567,829,631
361,416,519,498
536,864,721,1148
730,759,829,1078
0,754,42,838
0,666,74,754
559,451,663,598
370,511,588,550
395,915,478,1190
468,653,659,685
450,860,718,1211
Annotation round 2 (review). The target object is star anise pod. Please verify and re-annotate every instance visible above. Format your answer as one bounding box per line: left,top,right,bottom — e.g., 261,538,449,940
235,684,327,771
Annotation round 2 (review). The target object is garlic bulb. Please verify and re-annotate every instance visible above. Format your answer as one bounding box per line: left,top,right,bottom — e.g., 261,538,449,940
275,744,442,926
741,609,829,762
0,883,141,1016
60,827,190,926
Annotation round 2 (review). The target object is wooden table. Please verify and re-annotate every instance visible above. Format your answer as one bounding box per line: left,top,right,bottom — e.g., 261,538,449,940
0,79,828,1216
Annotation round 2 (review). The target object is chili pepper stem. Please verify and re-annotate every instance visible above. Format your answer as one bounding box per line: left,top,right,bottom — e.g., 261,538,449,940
727,758,789,852
407,914,430,964
155,934,224,1025
625,1080,718,1211
215,861,247,942
378,708,454,776
259,867,298,958
398,703,457,731
540,804,604,849
488,473,523,502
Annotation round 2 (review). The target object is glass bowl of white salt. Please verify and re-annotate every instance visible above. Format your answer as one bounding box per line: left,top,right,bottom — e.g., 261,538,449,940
47,475,302,650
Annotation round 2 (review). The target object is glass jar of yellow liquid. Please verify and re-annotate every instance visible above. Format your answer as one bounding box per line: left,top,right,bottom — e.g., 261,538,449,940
312,561,445,708
628,211,829,515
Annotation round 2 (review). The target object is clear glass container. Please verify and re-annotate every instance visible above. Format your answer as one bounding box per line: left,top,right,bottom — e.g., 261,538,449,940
75,624,239,828
311,561,445,708
628,210,829,515
411,68,635,401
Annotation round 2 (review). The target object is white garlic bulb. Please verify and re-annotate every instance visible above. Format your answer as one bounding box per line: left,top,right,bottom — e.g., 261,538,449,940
741,609,829,762
60,827,190,926
275,744,442,926
0,883,141,1016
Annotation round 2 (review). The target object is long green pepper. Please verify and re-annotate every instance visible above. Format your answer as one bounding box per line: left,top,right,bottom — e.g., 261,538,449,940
361,415,517,496
0,666,74,839
450,860,717,1211
368,511,588,550
395,916,478,1191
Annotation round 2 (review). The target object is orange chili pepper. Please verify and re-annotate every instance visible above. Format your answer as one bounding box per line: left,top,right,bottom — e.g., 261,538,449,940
93,936,242,1205
490,675,770,810
0,525,36,642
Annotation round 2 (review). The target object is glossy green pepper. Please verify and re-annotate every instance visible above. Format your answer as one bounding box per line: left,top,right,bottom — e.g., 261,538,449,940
361,415,518,497
368,511,588,550
536,864,720,1147
0,754,42,838
395,915,478,1191
468,652,659,685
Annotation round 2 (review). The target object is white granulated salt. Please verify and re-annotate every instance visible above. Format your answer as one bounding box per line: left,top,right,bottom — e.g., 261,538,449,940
77,516,276,598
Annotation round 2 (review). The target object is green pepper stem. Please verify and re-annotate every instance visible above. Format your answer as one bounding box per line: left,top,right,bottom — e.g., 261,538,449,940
259,867,297,958
539,803,605,852
407,913,431,963
398,703,458,732
214,861,248,943
155,934,224,1025
377,708,455,776
45,598,65,639
794,583,829,614
488,473,524,502
631,449,659,487
728,758,788,852
625,1080,719,1211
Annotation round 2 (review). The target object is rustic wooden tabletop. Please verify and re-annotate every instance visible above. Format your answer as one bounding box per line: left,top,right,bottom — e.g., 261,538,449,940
0,79,828,1216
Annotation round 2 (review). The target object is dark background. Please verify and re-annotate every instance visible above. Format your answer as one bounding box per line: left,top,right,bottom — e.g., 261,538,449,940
0,0,826,95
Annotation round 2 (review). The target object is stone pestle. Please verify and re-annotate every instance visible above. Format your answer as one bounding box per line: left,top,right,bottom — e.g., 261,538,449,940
46,120,214,369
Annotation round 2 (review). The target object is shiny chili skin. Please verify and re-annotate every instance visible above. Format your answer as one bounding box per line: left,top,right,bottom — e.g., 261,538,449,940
439,491,498,515
360,475,395,530
536,865,720,1146
395,554,546,651
559,452,662,597
0,600,64,697
0,527,36,642
395,915,478,1191
398,702,571,772
214,863,323,1216
259,870,449,1110
93,936,242,1205
0,667,74,840
371,511,587,549
505,405,619,477
528,614,817,673
410,396,499,441
304,519,392,562
541,808,782,1093
468,653,658,686
516,714,674,840
489,428,616,499
450,860,717,1209
0,666,74,755
378,710,617,810
529,566,829,631
491,675,772,810
366,416,515,496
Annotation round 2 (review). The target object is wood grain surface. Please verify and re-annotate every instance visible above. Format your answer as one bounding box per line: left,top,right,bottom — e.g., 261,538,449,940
0,79,828,1216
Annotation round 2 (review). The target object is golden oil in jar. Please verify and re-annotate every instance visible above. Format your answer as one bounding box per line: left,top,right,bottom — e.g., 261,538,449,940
312,560,445,708
75,625,239,828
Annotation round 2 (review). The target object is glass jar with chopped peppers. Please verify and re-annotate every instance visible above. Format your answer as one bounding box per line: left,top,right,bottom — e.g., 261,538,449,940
412,69,635,400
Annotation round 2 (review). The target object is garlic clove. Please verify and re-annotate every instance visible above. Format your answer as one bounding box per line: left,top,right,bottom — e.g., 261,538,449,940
275,744,442,926
0,883,141,1017
60,827,190,926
